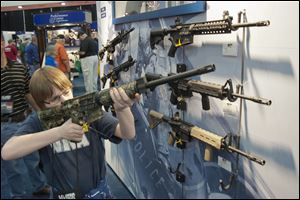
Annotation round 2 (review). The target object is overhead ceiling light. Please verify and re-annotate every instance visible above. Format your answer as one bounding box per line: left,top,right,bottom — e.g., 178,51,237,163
18,6,23,9
61,2,66,6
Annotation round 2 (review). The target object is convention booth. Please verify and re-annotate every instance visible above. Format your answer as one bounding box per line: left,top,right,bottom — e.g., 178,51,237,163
33,10,92,77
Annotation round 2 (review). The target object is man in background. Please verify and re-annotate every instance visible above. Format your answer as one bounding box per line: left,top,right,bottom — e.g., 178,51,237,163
25,35,40,75
4,39,17,62
78,31,99,93
55,34,71,78
18,38,30,65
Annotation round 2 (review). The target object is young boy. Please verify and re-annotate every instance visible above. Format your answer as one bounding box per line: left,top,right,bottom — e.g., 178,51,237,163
1,67,139,199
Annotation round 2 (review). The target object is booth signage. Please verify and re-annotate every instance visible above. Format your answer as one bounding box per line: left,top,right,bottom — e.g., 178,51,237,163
34,11,91,26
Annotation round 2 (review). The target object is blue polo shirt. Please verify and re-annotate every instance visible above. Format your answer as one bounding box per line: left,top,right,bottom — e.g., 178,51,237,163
45,56,57,67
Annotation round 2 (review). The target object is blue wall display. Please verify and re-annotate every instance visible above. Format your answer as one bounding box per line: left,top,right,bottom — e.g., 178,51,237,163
102,15,272,199
99,1,299,199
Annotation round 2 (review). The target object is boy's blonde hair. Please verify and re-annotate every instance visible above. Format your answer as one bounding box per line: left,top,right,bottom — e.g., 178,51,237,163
30,67,72,109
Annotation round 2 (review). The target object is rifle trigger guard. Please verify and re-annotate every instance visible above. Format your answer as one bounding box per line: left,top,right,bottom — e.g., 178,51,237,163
175,39,182,47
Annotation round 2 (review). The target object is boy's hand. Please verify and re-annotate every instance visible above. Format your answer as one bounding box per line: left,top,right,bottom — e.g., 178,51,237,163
110,88,140,112
59,119,84,142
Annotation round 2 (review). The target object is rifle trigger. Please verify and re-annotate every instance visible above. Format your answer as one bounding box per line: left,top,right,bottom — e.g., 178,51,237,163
82,122,89,132
175,39,182,47
175,138,183,145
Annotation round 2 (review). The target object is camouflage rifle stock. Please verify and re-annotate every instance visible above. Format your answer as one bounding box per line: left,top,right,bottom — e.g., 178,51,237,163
150,11,270,57
37,64,216,131
169,78,272,110
101,55,136,88
99,27,135,63
149,110,266,166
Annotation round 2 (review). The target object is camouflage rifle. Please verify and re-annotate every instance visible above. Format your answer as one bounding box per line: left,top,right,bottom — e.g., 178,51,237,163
149,110,266,166
37,64,216,131
150,11,270,57
101,55,136,88
98,27,135,63
169,78,272,111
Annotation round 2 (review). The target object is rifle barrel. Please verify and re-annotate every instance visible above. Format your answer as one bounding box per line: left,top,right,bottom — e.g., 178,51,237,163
227,146,266,165
232,93,272,105
232,20,270,29
143,64,216,90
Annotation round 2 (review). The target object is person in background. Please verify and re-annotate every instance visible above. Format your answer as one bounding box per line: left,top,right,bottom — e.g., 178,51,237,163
1,67,139,199
90,31,100,89
55,34,71,79
19,38,30,65
64,34,71,47
25,35,40,76
45,44,57,68
16,38,23,63
78,30,99,93
1,31,50,199
91,31,99,50
69,31,76,47
4,39,17,62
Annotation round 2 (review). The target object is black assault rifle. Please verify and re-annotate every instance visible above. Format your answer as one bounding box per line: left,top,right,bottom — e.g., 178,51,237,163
150,11,270,57
149,110,266,166
169,78,272,111
101,55,136,88
99,27,135,63
144,71,272,111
